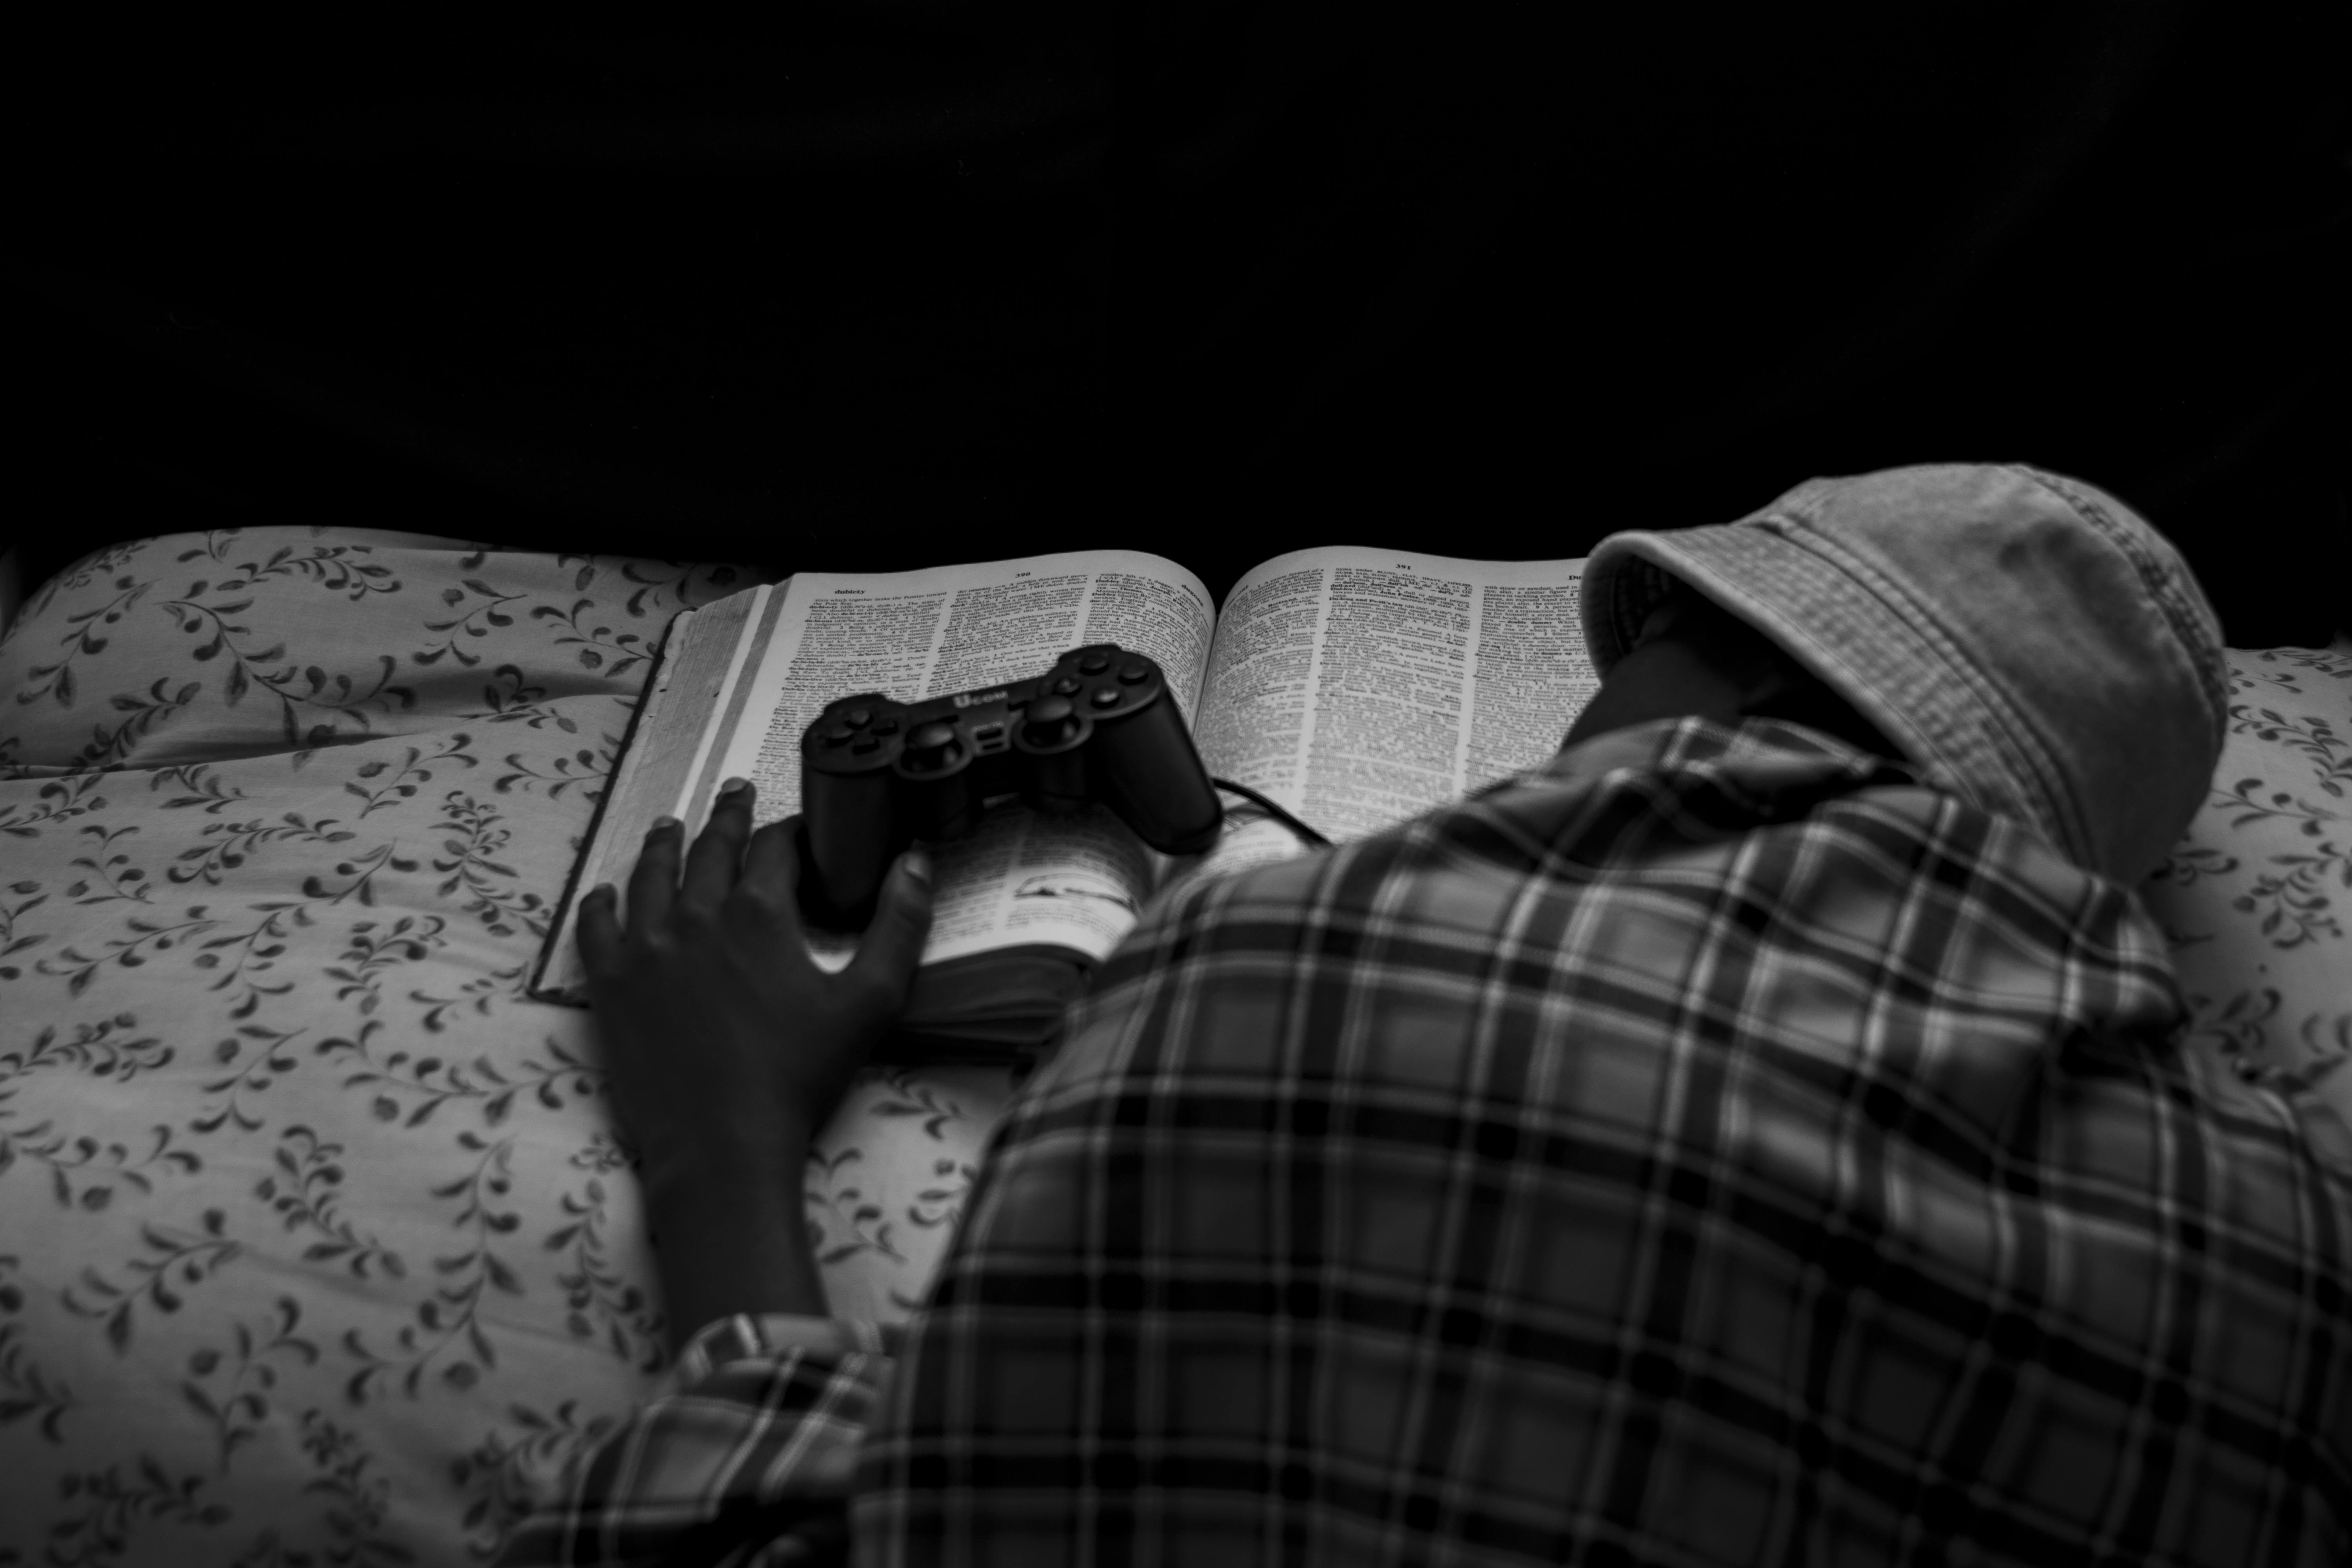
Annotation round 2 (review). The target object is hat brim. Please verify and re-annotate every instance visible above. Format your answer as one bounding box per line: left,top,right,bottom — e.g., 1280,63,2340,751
1581,523,2080,862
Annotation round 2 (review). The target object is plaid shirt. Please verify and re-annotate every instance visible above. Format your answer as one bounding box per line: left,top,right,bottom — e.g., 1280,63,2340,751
502,719,2352,1567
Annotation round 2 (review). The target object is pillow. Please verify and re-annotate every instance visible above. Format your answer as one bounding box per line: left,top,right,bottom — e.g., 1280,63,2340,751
2142,646,2352,1129
0,529,1020,1564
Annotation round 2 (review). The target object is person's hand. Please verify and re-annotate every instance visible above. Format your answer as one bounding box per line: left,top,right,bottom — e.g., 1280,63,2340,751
576,776,933,1209
575,777,932,1340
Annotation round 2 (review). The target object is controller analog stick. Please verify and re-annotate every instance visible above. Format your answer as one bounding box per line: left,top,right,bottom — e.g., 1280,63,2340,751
902,720,963,773
1022,694,1082,748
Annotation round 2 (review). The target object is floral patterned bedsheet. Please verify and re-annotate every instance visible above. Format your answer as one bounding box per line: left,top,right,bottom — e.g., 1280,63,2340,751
0,528,2344,1565
0,530,1019,1564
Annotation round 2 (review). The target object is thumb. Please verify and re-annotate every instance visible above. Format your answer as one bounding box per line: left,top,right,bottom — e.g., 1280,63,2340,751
846,846,934,1000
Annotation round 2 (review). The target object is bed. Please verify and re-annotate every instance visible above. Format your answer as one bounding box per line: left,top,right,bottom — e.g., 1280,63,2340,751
1,527,2344,1564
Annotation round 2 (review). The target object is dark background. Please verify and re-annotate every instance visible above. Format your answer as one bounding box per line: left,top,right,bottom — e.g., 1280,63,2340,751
22,5,2348,643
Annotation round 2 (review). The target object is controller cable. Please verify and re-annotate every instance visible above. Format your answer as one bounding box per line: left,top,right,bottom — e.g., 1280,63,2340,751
1210,779,1331,849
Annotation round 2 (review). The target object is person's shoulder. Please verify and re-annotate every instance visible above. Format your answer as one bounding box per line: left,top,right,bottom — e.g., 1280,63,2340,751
1461,715,1917,854
1483,719,2176,966
1151,715,2157,960
1148,719,1909,927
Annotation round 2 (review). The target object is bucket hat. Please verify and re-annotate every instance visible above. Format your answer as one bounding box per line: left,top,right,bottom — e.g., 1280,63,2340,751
1580,463,2230,884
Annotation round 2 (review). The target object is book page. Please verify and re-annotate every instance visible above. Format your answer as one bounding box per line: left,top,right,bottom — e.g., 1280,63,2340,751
1192,546,1598,857
683,550,1216,965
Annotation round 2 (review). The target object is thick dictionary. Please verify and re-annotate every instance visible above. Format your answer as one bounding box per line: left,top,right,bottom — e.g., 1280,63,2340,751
535,546,1599,1057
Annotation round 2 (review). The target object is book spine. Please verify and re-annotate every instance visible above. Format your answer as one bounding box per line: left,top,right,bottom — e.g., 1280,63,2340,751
530,586,772,1002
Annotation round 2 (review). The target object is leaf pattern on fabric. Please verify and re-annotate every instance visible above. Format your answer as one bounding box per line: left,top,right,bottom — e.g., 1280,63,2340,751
2148,649,2352,1109
1,1252,77,1443
0,529,1017,1563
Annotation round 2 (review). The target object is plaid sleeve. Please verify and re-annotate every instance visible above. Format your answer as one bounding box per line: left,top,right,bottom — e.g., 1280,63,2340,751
496,1314,896,1568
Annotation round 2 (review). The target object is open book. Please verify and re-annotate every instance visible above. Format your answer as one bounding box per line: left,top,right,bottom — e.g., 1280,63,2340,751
532,546,1599,1054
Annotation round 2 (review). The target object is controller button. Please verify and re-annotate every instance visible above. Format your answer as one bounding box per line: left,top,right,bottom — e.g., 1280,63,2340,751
902,721,963,773
846,706,873,728
1118,662,1150,684
871,719,899,736
1080,652,1111,675
1090,687,1124,710
822,724,856,747
1051,677,1082,697
1022,695,1082,747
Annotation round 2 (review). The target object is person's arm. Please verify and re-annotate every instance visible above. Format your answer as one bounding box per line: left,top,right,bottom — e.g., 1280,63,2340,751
499,777,933,1565
498,1312,896,1566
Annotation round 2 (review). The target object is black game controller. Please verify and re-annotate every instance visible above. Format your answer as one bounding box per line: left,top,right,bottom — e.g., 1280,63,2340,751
799,644,1224,927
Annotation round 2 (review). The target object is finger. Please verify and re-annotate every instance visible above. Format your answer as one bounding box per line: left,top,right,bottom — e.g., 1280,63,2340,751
739,812,805,926
681,777,756,909
575,882,623,973
627,817,685,932
844,846,935,1001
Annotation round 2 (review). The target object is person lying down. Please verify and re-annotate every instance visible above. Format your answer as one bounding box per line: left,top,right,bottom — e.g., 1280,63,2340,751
502,463,2350,1567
